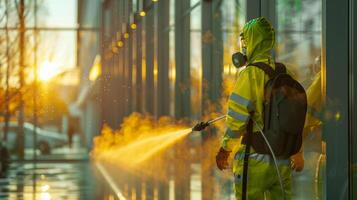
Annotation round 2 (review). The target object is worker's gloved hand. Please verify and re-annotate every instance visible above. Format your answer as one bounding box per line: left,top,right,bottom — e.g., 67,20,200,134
290,152,304,172
216,147,231,170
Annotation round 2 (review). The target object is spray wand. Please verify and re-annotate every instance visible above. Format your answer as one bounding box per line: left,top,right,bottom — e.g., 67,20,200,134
192,115,226,131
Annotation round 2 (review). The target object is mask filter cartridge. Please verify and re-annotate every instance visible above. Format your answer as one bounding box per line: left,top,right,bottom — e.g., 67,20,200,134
232,52,247,68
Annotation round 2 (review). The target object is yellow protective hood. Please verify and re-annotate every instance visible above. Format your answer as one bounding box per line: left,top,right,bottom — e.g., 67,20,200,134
242,17,275,63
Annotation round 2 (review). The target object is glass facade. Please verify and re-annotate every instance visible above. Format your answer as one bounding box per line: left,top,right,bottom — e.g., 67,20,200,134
97,0,356,198
0,0,85,160
37,0,77,28
99,0,249,199
98,0,349,199
190,2,202,119
2,0,356,199
0,2,102,198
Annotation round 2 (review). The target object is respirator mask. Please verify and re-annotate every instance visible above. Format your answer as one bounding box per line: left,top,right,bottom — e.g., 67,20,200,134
232,33,247,68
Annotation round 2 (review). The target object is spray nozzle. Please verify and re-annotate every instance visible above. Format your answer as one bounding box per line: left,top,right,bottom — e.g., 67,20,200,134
191,115,226,132
192,121,210,131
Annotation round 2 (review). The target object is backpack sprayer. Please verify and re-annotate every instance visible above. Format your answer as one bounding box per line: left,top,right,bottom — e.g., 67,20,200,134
192,115,285,200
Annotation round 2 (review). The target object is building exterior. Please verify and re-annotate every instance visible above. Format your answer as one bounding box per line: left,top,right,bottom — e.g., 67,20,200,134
75,0,102,149
77,0,357,199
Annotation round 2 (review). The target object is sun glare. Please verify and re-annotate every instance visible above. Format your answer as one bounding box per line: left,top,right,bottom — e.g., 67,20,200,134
38,61,62,81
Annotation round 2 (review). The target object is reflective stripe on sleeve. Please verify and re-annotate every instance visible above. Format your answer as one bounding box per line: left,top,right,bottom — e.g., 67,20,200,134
227,108,250,123
229,93,255,112
234,152,290,165
225,127,243,138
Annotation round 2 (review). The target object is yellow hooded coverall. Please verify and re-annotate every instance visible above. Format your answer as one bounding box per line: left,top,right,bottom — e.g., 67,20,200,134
221,17,292,200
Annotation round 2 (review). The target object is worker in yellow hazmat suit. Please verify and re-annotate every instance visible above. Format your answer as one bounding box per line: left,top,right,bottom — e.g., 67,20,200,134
215,17,303,200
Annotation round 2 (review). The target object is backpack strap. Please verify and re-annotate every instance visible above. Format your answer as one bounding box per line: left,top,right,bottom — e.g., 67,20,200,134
249,62,286,78
242,119,253,200
275,62,287,74
249,62,276,78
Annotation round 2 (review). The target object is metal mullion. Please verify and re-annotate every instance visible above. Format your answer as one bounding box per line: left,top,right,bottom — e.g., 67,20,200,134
201,2,223,199
174,0,191,200
144,10,155,115
157,0,170,117
115,0,124,126
246,0,260,20
135,25,143,113
174,0,190,119
100,0,107,128
324,0,350,198
349,0,357,198
181,1,200,19
157,0,170,198
124,0,130,117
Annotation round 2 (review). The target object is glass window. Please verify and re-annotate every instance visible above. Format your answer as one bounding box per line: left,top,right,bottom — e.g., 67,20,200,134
0,30,8,85
2,29,78,160
222,0,246,78
0,30,20,158
103,7,112,39
0,30,20,85
169,0,175,116
37,31,76,73
131,31,137,110
0,1,6,28
78,1,101,29
37,0,77,28
132,0,138,12
153,5,158,116
191,0,200,6
276,0,324,199
221,0,246,31
141,17,147,112
190,5,202,119
0,1,20,28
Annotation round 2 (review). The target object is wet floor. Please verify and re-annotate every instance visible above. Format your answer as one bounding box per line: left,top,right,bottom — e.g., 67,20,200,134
95,162,236,200
0,154,322,200
94,157,322,200
0,161,100,200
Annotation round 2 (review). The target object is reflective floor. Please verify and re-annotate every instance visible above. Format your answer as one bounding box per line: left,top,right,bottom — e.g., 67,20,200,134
0,161,100,200
0,152,322,200
101,158,319,200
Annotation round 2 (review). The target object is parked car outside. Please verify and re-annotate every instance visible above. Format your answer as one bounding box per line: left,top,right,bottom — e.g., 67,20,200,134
0,121,67,155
